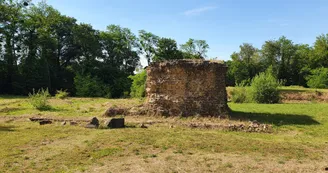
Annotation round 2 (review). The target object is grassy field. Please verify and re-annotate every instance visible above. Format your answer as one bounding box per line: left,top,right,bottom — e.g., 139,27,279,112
227,85,328,93
1,94,328,172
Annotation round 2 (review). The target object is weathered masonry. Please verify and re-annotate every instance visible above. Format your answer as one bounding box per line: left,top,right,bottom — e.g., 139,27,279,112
145,60,229,117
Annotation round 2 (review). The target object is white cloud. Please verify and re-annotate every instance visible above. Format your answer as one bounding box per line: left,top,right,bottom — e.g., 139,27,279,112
183,6,217,16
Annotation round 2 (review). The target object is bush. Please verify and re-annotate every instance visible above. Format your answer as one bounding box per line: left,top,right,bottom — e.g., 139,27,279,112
74,74,111,98
230,83,252,103
250,69,280,104
28,88,51,110
129,70,147,98
306,68,328,89
55,89,69,99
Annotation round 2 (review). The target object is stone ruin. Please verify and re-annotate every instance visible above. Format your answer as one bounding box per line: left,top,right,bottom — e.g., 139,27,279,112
145,59,229,117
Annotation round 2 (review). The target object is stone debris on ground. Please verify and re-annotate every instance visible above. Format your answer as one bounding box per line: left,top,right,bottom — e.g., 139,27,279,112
27,114,272,133
69,121,78,126
127,106,147,116
103,107,127,117
184,120,272,133
140,123,148,128
108,118,125,128
30,117,48,122
39,120,52,125
103,105,146,117
85,117,99,128
104,119,111,127
104,118,125,128
85,124,98,129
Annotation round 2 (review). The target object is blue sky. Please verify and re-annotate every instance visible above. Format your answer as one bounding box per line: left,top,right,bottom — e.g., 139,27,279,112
35,0,328,65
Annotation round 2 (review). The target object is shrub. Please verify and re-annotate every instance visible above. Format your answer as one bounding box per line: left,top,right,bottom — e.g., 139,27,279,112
230,83,252,103
55,89,69,99
250,69,280,104
28,88,51,110
306,67,328,89
129,70,147,98
74,74,111,98
239,79,252,86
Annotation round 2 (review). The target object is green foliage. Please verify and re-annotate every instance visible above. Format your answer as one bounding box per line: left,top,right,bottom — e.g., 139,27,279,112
250,69,281,104
129,70,147,98
2,96,328,172
230,86,251,103
226,36,316,87
3,0,328,97
138,30,159,65
180,38,209,59
55,89,69,99
28,88,51,110
74,74,111,98
153,37,182,62
306,68,328,89
239,79,252,86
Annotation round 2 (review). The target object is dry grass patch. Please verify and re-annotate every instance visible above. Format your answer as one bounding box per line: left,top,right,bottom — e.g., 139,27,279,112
0,121,327,172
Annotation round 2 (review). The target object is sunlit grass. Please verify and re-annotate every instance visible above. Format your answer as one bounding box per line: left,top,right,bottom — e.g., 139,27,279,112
1,92,328,172
0,96,144,117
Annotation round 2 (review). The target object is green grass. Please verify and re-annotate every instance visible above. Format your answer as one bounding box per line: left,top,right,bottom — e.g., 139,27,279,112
1,94,328,172
0,96,144,117
278,86,328,93
227,86,328,93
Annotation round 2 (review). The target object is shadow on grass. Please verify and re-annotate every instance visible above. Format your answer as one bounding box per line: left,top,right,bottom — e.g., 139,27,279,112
0,107,26,113
0,95,26,99
35,106,67,112
230,111,320,126
0,100,22,107
0,125,15,132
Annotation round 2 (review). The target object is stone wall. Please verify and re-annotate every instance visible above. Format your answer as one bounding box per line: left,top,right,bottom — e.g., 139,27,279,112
145,60,229,117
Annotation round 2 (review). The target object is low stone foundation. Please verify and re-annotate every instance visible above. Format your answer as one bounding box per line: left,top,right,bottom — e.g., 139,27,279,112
145,60,229,117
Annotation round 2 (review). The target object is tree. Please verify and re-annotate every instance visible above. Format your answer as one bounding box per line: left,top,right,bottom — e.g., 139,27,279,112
194,40,209,59
261,36,297,85
312,34,328,67
99,25,140,97
138,30,159,65
2,0,328,97
306,67,328,89
153,37,182,62
72,23,102,75
226,43,261,85
0,0,33,93
228,52,249,85
292,44,312,86
129,70,147,97
180,38,209,59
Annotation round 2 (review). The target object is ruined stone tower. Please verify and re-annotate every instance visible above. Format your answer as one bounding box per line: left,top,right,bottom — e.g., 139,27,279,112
145,60,229,117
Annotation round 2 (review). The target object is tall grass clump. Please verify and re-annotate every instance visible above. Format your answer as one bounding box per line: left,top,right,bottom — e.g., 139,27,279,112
55,89,69,99
250,68,281,104
28,88,51,110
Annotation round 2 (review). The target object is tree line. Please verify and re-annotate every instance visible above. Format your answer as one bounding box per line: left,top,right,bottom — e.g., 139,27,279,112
0,0,209,97
1,1,328,98
226,35,328,88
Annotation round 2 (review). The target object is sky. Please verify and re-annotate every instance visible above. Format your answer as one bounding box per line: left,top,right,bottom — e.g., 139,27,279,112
34,0,328,66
